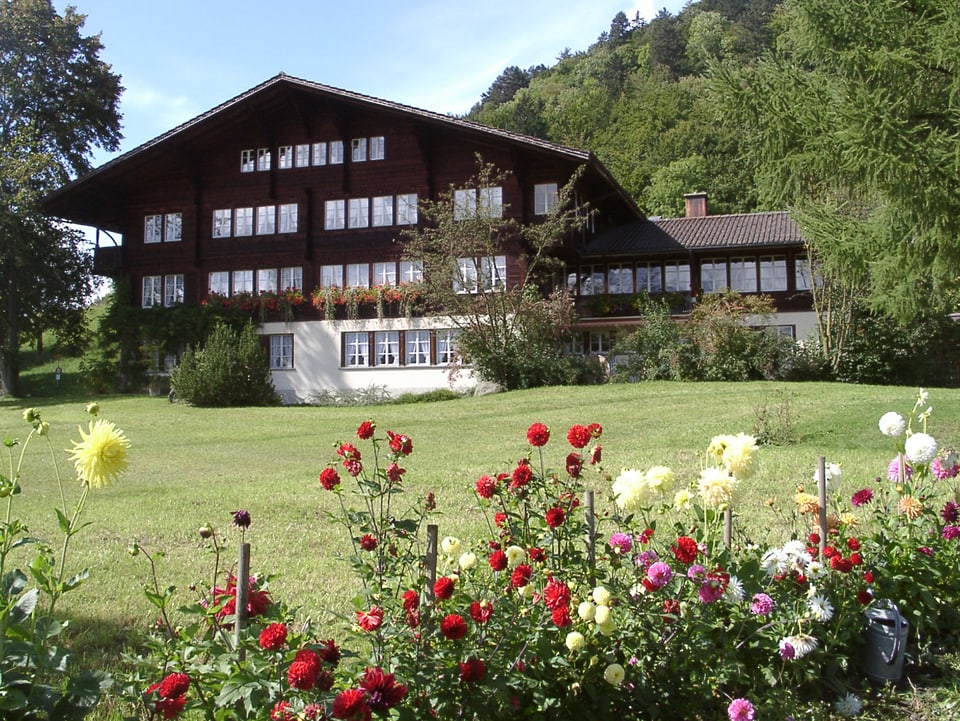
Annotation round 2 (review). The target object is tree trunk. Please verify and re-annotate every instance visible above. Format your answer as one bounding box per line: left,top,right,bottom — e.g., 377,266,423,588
2,275,20,396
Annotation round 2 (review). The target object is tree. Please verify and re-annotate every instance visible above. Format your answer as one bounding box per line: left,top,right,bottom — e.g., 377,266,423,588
0,0,122,393
711,0,960,322
401,158,589,390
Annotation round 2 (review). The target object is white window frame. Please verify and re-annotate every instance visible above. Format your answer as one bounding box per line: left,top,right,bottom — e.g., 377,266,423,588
372,262,396,286
700,259,727,293
144,214,163,244
369,136,385,160
795,256,813,291
281,266,303,291
608,264,634,294
256,205,276,235
481,255,507,291
325,200,345,230
241,149,256,173
208,271,230,296
351,138,367,162
664,262,690,292
730,256,758,293
295,144,311,167
269,334,294,370
320,264,342,288
375,331,400,367
258,268,278,294
397,193,418,225
348,197,369,228
454,257,479,293
346,263,369,288
213,209,232,238
164,213,182,242
142,275,162,308
312,142,327,166
278,203,298,233
329,140,344,164
534,182,558,215
400,260,423,284
256,147,271,171
235,207,254,236
479,186,503,218
405,330,431,366
759,255,788,292
589,331,611,354
278,145,293,169
454,189,476,220
232,270,254,295
164,274,184,307
372,196,394,227
437,329,459,364
636,263,663,293
344,332,369,367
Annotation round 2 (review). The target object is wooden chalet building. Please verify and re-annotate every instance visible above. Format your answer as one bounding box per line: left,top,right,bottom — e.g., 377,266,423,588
44,74,814,402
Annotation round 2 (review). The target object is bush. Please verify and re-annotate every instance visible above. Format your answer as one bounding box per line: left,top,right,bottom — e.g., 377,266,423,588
170,321,278,407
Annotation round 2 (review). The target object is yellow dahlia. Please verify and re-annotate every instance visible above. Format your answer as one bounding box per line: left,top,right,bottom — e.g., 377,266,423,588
698,466,737,510
898,495,924,520
68,418,130,488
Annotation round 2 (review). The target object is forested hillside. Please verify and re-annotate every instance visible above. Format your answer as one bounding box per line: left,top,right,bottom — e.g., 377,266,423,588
466,0,782,218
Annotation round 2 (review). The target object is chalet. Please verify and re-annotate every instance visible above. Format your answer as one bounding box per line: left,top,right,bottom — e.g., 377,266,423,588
44,74,814,402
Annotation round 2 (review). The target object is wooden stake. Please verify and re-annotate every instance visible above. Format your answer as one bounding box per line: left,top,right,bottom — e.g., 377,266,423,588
817,457,828,556
236,541,250,660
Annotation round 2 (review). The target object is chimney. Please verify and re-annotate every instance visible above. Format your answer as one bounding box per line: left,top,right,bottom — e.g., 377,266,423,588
683,192,708,218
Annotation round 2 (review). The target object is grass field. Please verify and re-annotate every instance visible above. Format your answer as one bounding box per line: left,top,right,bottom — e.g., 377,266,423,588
4,374,960,718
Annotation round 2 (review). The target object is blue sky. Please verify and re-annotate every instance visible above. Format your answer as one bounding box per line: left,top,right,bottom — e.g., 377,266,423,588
60,1,688,166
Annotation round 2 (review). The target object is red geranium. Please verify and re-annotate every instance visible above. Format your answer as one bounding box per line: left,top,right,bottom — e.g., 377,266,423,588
258,623,288,651
545,506,566,528
360,666,407,711
356,606,384,631
469,599,494,623
488,550,508,571
566,424,592,449
510,564,532,588
475,475,497,499
332,688,371,721
526,422,550,447
360,533,378,551
386,430,413,456
356,420,375,440
319,467,341,490
433,576,455,600
459,657,486,683
440,614,468,640
672,536,699,565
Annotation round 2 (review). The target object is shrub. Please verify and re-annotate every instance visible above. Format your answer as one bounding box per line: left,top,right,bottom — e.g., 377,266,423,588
170,321,278,407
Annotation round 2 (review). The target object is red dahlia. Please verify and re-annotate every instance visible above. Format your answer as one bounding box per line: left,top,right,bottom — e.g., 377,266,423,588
386,430,413,456
459,657,486,683
360,666,407,710
332,688,371,721
510,564,532,588
475,475,497,498
440,614,468,640
526,422,550,447
551,606,572,627
356,606,384,631
319,467,341,490
545,506,566,528
288,659,319,690
270,700,294,721
356,420,375,440
469,600,494,623
543,578,570,611
672,536,698,564
433,576,455,600
566,424,592,449
511,462,533,489
258,623,288,651
360,534,378,551
488,550,508,571
385,462,405,483
158,672,190,699
566,452,583,478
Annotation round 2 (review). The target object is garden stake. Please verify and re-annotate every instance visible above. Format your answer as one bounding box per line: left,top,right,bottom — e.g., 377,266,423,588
817,456,828,556
584,490,596,584
425,524,438,603
236,541,250,661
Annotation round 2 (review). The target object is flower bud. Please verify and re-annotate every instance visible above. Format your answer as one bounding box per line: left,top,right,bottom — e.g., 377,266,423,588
127,543,140,557
198,525,214,539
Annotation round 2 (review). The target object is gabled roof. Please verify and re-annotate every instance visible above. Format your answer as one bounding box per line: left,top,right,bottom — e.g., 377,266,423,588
582,211,804,258
45,73,642,223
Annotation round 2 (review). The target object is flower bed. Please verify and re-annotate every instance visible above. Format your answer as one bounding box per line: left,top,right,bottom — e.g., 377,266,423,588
119,389,960,720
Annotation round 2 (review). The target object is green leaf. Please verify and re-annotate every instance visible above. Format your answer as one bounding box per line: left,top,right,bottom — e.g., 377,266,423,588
56,507,71,534
11,587,39,624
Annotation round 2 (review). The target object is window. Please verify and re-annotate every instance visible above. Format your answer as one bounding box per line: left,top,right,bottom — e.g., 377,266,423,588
348,197,369,228
278,145,293,169
479,187,503,218
269,334,294,369
589,331,611,354
397,193,418,225
437,330,459,364
325,199,345,230
480,255,507,291
700,259,727,293
142,275,162,308
351,138,367,162
232,270,253,295
576,266,605,296
534,183,558,215
164,274,184,306
256,147,271,171
406,330,431,366
295,144,310,167
664,262,690,292
730,257,757,292
144,214,163,244
400,260,423,284
608,264,634,294
320,265,342,288
208,271,230,295
373,262,396,286
344,332,369,367
329,140,344,164
636,263,663,293
454,257,478,293
164,213,182,242
235,207,254,236
375,331,399,366
369,136,385,160
278,203,298,233
256,205,276,235
213,209,232,238
372,196,393,226
346,263,368,288
241,149,256,173
759,256,787,292
795,257,813,291
453,189,476,220
281,266,302,291
258,268,278,293
312,142,327,166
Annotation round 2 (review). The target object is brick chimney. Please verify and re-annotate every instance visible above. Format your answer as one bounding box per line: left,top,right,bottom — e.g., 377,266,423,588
683,192,708,218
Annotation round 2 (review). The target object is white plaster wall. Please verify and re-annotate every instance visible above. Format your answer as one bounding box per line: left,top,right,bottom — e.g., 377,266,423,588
258,318,475,404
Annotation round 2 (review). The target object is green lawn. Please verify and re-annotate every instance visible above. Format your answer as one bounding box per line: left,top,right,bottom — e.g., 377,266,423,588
3,379,959,718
